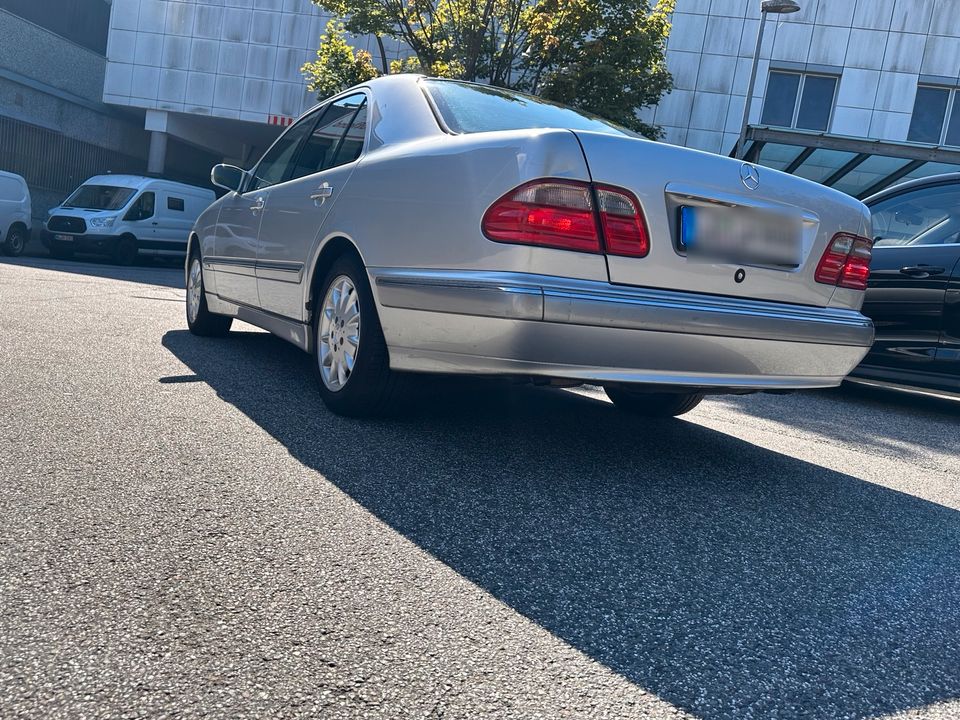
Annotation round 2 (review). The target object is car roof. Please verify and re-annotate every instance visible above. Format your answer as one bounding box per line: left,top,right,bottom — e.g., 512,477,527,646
81,175,213,194
864,172,960,205
0,170,26,183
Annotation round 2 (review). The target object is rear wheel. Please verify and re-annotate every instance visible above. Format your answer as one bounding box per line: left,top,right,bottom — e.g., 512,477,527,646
313,254,400,417
2,226,27,256
113,235,138,265
186,253,232,336
604,386,704,417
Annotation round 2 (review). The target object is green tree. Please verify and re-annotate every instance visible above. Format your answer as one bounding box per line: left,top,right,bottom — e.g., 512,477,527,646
303,0,674,139
301,20,379,98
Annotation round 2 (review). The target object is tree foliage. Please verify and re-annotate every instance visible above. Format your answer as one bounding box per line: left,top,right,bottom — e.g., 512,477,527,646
303,0,675,138
301,20,379,99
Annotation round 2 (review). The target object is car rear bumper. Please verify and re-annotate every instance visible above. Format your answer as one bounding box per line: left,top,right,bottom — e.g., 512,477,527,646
370,268,874,389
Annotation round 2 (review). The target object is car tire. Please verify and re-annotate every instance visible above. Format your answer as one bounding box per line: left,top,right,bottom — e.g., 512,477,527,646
312,253,401,417
2,226,27,256
186,251,232,337
604,387,704,417
113,235,138,265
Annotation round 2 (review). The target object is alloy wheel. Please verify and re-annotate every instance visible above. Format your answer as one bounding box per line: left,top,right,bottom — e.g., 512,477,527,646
318,275,361,392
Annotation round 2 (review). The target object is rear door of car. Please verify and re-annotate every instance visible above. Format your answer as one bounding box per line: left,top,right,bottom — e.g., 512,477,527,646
255,92,368,321
931,249,960,382
861,181,960,373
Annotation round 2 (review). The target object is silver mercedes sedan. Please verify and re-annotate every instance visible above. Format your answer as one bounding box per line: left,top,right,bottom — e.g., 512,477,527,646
186,74,875,417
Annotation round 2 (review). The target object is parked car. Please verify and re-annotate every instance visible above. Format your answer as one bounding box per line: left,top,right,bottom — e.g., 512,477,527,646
45,175,215,264
850,174,960,395
0,170,31,257
185,75,875,417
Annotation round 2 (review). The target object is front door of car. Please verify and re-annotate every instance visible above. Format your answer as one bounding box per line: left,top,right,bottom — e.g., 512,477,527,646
122,191,156,243
862,181,960,373
213,115,317,308
931,250,960,380
255,93,368,320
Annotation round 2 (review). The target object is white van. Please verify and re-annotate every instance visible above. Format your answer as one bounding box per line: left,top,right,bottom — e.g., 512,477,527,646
0,170,32,257
45,175,215,264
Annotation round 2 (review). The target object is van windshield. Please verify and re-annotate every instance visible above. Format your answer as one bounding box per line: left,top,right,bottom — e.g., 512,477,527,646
62,185,136,211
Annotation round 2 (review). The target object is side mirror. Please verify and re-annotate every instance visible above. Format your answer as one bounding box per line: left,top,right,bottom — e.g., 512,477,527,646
211,164,245,193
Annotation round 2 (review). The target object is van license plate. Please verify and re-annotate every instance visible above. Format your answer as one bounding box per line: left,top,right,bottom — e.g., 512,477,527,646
680,206,802,268
54,234,74,242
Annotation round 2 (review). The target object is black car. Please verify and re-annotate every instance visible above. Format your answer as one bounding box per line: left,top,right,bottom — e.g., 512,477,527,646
851,174,960,395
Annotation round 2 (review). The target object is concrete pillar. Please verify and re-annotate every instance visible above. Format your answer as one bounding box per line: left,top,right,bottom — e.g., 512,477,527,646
148,130,168,175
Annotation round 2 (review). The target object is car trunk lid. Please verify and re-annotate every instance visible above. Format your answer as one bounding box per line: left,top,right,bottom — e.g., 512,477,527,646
574,131,870,308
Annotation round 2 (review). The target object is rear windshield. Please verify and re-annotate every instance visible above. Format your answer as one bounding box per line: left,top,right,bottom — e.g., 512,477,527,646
422,79,635,137
62,185,136,211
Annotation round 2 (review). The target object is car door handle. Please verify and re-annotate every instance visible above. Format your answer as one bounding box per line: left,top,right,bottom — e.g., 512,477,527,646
900,265,945,278
250,197,265,214
310,184,334,205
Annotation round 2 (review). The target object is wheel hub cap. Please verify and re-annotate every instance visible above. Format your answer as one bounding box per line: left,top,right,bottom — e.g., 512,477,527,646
187,258,202,324
319,275,360,392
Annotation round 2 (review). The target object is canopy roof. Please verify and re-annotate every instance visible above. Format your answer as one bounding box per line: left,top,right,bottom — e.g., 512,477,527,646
739,126,960,200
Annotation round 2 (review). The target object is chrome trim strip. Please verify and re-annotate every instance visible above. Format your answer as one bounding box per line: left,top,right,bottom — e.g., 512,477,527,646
256,259,305,284
205,256,257,277
371,268,874,347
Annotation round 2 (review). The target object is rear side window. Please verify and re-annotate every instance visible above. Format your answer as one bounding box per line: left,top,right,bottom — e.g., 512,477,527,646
167,196,185,211
422,80,634,137
870,184,960,247
290,94,367,180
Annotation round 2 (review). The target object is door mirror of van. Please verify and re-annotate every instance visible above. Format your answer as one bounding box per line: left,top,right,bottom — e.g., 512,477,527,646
211,164,246,193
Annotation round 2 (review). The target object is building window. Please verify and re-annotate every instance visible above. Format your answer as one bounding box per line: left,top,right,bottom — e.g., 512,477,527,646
907,85,960,145
761,71,838,132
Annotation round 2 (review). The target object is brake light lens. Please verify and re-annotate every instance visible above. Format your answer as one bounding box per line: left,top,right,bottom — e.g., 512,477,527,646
596,185,650,257
482,179,649,256
481,180,600,253
815,232,873,291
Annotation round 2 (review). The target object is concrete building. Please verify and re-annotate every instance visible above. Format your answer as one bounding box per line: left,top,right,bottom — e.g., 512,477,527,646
647,0,960,198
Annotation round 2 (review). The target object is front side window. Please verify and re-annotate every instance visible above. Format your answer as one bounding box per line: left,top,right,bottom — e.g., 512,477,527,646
761,71,837,132
870,184,960,247
907,85,960,146
124,191,155,221
249,110,322,191
62,185,136,211
422,79,635,137
290,94,367,180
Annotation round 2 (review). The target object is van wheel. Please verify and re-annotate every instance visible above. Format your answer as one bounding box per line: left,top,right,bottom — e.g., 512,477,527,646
312,254,401,417
2,226,27,256
113,235,138,265
604,387,704,417
186,253,232,336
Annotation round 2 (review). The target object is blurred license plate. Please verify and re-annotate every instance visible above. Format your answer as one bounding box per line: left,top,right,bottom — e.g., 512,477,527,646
680,206,802,268
54,234,73,242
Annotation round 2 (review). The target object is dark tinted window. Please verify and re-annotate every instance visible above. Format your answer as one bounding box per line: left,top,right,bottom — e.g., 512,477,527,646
124,192,155,222
167,196,185,211
870,184,960,246
761,72,801,127
250,111,321,191
796,75,837,131
291,95,366,180
332,100,368,167
62,185,136,210
423,80,634,136
908,86,950,143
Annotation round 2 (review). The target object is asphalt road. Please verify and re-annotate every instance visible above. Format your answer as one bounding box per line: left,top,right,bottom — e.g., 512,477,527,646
1,256,959,720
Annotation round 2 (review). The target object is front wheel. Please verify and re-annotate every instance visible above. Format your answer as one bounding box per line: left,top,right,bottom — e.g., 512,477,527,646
312,254,401,417
2,227,27,256
113,235,138,265
186,253,232,337
604,386,704,417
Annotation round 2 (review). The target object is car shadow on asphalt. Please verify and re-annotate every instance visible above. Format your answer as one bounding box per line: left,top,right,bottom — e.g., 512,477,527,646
0,254,184,289
163,329,960,720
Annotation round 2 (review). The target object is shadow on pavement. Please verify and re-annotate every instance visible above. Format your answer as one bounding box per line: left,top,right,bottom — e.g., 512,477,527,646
0,254,183,289
163,328,960,720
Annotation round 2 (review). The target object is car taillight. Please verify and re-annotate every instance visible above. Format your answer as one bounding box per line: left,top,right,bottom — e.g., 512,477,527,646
596,185,650,257
481,179,649,256
815,232,873,291
482,180,601,253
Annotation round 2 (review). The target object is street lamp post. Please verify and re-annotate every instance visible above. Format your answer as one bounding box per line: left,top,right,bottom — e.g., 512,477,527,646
736,0,801,159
